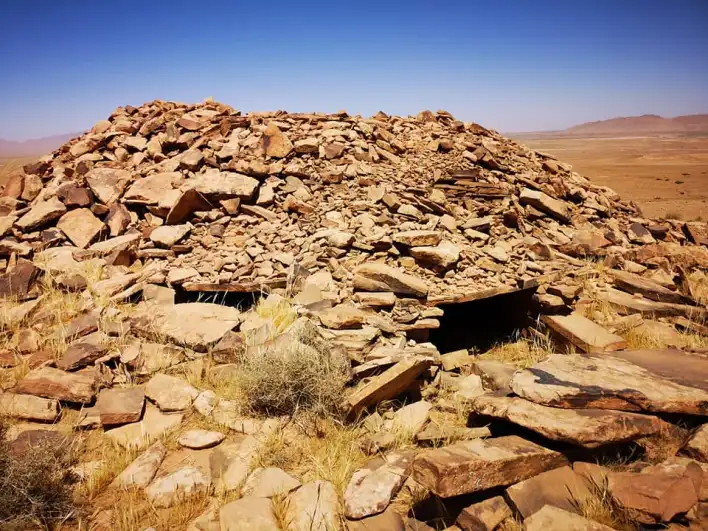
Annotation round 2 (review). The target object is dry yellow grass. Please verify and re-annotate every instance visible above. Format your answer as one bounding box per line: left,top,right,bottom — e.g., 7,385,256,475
577,483,639,531
477,330,555,369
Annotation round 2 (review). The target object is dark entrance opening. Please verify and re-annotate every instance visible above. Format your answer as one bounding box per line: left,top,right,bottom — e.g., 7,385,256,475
174,288,263,310
428,287,539,354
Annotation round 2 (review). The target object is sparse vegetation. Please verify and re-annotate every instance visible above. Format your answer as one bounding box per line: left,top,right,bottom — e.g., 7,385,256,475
477,329,556,369
577,481,638,531
664,210,683,220
0,420,79,530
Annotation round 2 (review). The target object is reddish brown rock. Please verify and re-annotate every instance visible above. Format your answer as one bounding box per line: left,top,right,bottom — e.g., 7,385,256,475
505,466,592,518
524,505,616,531
456,496,511,531
14,366,97,403
683,424,708,463
0,259,40,299
412,435,567,498
56,208,105,248
97,387,145,426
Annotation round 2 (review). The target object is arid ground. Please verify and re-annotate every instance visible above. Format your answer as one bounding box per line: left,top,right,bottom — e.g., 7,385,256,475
518,134,708,220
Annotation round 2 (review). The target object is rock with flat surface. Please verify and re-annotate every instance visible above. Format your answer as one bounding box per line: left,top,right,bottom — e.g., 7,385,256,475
511,352,708,415
146,466,211,508
0,392,60,422
123,171,183,204
456,496,511,531
505,466,592,518
145,373,199,411
596,287,705,319
56,208,104,248
111,441,167,489
542,313,627,352
220,497,279,531
105,404,183,449
318,304,366,329
393,230,441,247
683,424,708,462
410,240,461,270
179,429,225,449
131,302,241,351
0,260,40,299
344,357,432,417
56,339,108,371
242,467,301,498
85,168,131,204
189,169,259,200
150,224,191,247
344,451,414,518
524,506,617,531
353,263,428,297
468,395,669,448
14,366,96,403
285,480,340,531
610,269,693,305
392,400,432,435
97,387,145,425
346,508,405,531
15,197,67,231
412,435,567,498
471,360,516,394
608,470,698,524
519,189,570,223
166,189,212,224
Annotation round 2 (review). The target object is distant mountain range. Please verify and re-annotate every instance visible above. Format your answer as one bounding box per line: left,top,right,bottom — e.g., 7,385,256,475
0,133,80,158
514,114,708,139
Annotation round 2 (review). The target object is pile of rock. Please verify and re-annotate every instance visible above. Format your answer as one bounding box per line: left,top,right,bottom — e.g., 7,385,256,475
2,100,708,530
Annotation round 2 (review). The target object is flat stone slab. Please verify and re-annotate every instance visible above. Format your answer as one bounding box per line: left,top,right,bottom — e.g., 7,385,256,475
344,451,414,519
505,466,592,518
610,269,695,305
111,441,166,489
179,429,225,449
542,313,627,352
105,404,183,449
146,466,211,508
0,391,59,422
596,287,706,319
220,496,279,531
469,395,670,448
285,480,340,531
524,505,617,531
412,435,567,498
456,496,511,531
242,467,301,498
96,387,145,425
131,302,241,352
511,352,708,415
683,424,708,462
14,366,96,404
145,373,199,411
353,263,428,297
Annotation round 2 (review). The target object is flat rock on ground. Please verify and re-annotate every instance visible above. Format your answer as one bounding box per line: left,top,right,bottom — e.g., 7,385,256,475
456,496,512,531
505,466,592,518
111,441,167,489
285,480,340,531
14,366,96,404
468,395,670,448
105,404,183,449
683,424,708,462
145,373,199,411
145,466,211,508
131,302,241,351
219,496,279,531
511,352,708,415
96,387,145,425
242,467,301,498
0,392,59,422
179,429,225,449
412,435,567,498
524,505,617,531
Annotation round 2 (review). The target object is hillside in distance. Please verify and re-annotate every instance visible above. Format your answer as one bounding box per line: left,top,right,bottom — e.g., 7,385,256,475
0,132,80,157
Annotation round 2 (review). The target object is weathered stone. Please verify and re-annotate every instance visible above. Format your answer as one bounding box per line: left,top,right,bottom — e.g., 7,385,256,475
105,404,183,449
608,470,698,524
353,263,428,297
131,302,241,352
97,387,145,425
111,441,167,489
468,395,669,448
412,435,567,498
542,313,627,352
57,183,93,207
0,259,40,299
524,505,616,531
410,240,461,270
471,360,516,394
180,149,204,171
56,208,104,249
0,392,60,422
505,466,592,518
344,451,413,519
14,366,96,403
145,373,199,411
56,339,108,371
392,400,432,435
285,480,340,531
189,169,260,200
511,352,708,415
15,197,67,231
242,467,301,498
393,230,441,247
346,508,405,531
683,424,708,462
220,497,279,531
519,189,570,222
318,304,366,329
150,224,191,247
355,292,397,308
179,429,225,449
146,466,211,508
610,269,693,305
344,357,432,417
85,167,131,204
262,122,293,158
456,496,511,531
166,189,212,225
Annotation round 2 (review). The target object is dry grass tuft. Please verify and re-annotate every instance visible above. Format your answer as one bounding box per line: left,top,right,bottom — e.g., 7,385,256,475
254,296,298,336
236,339,350,417
578,482,638,531
477,330,555,369
0,420,79,529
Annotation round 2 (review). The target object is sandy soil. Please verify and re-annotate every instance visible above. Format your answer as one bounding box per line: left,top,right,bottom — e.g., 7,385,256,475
519,135,708,220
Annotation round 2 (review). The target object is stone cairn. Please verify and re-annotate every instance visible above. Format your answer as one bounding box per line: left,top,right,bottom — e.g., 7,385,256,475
1,99,708,529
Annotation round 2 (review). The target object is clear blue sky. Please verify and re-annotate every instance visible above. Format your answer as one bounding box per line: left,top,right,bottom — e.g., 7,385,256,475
1,0,707,140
